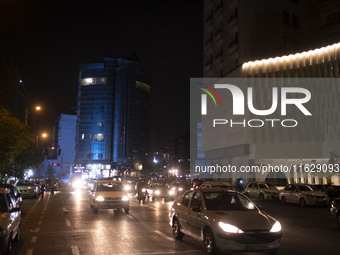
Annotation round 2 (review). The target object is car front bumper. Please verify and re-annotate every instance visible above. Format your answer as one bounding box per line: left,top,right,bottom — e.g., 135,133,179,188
94,200,129,209
216,232,281,252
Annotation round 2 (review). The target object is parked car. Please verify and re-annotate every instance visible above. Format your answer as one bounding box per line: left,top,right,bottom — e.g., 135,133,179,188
169,188,282,254
199,181,235,190
90,179,130,214
147,182,176,201
325,185,340,200
16,181,40,198
330,198,340,225
0,184,22,209
245,182,279,201
0,188,21,254
279,184,330,207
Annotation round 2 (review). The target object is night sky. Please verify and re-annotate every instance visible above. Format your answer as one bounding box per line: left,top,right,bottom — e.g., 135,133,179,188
0,0,203,148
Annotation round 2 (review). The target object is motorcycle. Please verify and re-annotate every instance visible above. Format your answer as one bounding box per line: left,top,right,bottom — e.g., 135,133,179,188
137,188,148,204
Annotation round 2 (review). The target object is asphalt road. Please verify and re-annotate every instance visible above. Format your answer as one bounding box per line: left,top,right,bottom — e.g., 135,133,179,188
9,187,340,255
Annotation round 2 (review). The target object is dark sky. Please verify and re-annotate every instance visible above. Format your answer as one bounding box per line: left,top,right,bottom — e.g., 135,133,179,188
0,0,203,148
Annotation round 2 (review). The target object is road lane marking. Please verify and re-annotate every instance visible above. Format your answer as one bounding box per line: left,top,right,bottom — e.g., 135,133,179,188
31,236,37,243
26,249,33,255
154,230,174,242
71,246,80,255
65,219,71,227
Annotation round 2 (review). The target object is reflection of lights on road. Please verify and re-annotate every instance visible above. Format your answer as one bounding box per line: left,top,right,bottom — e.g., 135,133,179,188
72,189,83,208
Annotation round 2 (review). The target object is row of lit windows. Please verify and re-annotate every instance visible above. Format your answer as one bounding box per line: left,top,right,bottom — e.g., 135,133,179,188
81,133,104,141
81,77,107,86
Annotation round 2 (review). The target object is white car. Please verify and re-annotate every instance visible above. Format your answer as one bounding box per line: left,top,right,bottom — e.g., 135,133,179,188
245,182,279,201
169,188,282,254
279,184,330,207
0,188,21,254
90,180,130,214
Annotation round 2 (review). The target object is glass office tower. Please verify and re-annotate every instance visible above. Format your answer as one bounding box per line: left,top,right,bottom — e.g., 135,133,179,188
75,57,150,177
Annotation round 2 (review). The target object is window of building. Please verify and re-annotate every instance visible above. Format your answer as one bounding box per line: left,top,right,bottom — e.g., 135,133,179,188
93,133,104,141
292,15,299,28
81,77,106,86
282,11,289,26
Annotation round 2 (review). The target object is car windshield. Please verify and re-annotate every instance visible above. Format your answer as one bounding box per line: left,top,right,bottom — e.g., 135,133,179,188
204,191,257,211
96,183,124,192
298,185,314,191
258,183,275,189
17,182,35,186
0,195,7,212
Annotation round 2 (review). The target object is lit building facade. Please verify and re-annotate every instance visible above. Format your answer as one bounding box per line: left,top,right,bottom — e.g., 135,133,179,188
75,57,150,178
51,114,77,178
200,0,340,185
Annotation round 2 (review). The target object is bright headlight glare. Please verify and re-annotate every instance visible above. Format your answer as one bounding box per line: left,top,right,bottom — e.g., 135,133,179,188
155,190,161,195
169,190,175,195
122,195,129,201
142,188,146,192
178,187,183,191
218,222,244,233
124,185,131,191
96,196,104,201
270,221,282,233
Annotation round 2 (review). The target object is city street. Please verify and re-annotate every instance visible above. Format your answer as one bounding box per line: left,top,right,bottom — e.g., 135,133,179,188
10,186,340,255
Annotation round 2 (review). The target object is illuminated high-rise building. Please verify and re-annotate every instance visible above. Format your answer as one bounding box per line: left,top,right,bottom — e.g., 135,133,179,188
75,57,151,177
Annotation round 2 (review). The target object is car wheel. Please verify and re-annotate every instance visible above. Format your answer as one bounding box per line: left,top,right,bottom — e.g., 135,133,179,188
204,229,218,255
300,198,306,208
124,207,130,214
281,196,286,204
259,193,265,201
5,234,12,255
172,218,184,240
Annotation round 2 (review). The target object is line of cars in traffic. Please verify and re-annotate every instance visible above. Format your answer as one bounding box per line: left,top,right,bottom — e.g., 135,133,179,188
71,176,340,254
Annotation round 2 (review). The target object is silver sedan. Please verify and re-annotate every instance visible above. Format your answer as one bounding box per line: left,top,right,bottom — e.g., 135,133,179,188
169,188,282,254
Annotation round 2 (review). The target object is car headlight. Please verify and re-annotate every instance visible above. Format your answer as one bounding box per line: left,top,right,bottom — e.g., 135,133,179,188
155,190,161,195
218,222,244,233
142,188,146,192
171,187,176,191
169,190,175,195
96,196,104,201
178,187,183,191
122,195,129,201
124,185,131,191
270,221,282,233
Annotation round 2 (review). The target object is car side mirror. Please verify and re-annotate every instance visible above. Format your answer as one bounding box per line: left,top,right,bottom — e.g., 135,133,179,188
191,205,201,212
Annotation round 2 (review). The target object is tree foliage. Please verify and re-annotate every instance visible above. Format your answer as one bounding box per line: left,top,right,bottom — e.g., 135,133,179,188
0,106,40,178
